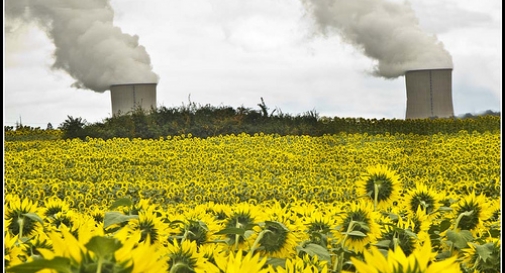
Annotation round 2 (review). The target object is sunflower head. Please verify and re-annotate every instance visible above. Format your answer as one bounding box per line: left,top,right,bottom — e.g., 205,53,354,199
223,209,257,245
42,197,70,219
352,239,460,273
305,214,334,247
177,219,209,246
214,250,269,273
337,201,380,253
376,216,418,256
118,207,168,245
404,183,442,215
5,196,43,238
166,240,204,273
4,232,29,268
253,220,297,258
48,211,75,230
276,253,329,273
454,192,493,232
357,165,401,211
462,239,501,272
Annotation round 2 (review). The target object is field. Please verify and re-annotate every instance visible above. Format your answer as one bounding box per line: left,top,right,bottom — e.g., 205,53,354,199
4,130,501,272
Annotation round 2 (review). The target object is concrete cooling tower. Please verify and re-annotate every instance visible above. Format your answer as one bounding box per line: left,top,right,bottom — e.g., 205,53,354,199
110,83,157,116
405,68,454,119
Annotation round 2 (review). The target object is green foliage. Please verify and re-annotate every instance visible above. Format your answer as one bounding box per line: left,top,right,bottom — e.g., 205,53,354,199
5,99,501,141
58,116,88,140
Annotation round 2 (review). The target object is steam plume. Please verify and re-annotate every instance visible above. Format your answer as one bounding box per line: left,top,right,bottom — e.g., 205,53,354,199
300,0,453,78
5,0,158,92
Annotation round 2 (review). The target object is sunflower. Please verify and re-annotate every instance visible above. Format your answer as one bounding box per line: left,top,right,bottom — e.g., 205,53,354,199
118,206,169,245
197,243,227,272
485,199,501,225
40,225,87,264
41,197,71,220
4,195,43,238
165,239,207,273
403,183,444,215
336,201,381,253
406,207,432,243
221,203,262,250
302,210,337,247
175,219,210,246
130,239,169,273
452,192,493,235
461,239,501,272
25,230,53,258
88,205,106,227
202,202,232,224
4,232,29,268
351,239,461,273
251,201,300,258
74,213,105,246
46,210,76,231
252,220,298,259
356,165,401,211
115,232,168,273
375,215,419,256
172,204,223,246
214,250,270,273
272,254,329,273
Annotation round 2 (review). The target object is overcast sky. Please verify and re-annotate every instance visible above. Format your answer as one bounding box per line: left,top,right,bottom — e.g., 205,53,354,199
4,0,502,128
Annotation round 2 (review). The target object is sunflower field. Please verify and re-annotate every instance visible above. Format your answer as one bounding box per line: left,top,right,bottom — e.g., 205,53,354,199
4,129,501,272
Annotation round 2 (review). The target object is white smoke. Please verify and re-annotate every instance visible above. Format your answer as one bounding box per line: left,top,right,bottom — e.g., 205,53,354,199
300,0,453,78
4,0,158,92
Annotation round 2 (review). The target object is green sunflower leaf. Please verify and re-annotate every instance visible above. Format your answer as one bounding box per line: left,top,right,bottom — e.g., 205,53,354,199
437,206,453,212
446,230,474,249
265,257,287,269
85,236,123,259
438,219,452,232
196,220,209,231
109,198,133,210
213,227,246,236
373,240,391,248
6,257,72,273
353,221,370,231
474,243,494,263
22,213,44,225
404,229,418,239
342,231,367,237
296,243,332,262
103,211,139,229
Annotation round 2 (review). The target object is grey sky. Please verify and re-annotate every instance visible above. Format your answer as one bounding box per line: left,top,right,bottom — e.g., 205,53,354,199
4,0,502,128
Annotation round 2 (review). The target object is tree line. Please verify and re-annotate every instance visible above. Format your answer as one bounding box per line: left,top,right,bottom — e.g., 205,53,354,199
4,99,501,141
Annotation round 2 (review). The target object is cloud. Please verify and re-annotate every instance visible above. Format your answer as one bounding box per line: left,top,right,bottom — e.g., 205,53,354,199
4,0,158,92
299,0,453,78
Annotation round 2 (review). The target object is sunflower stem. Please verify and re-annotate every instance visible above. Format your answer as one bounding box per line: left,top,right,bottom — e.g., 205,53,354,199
333,252,344,273
450,210,474,254
340,220,356,250
250,229,273,254
453,210,474,231
96,257,103,273
234,234,239,252
17,216,24,239
374,183,379,211
333,220,357,272
234,220,242,252
392,235,399,252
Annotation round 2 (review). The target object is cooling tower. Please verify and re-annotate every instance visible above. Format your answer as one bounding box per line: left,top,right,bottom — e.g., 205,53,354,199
110,83,157,116
405,68,454,119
